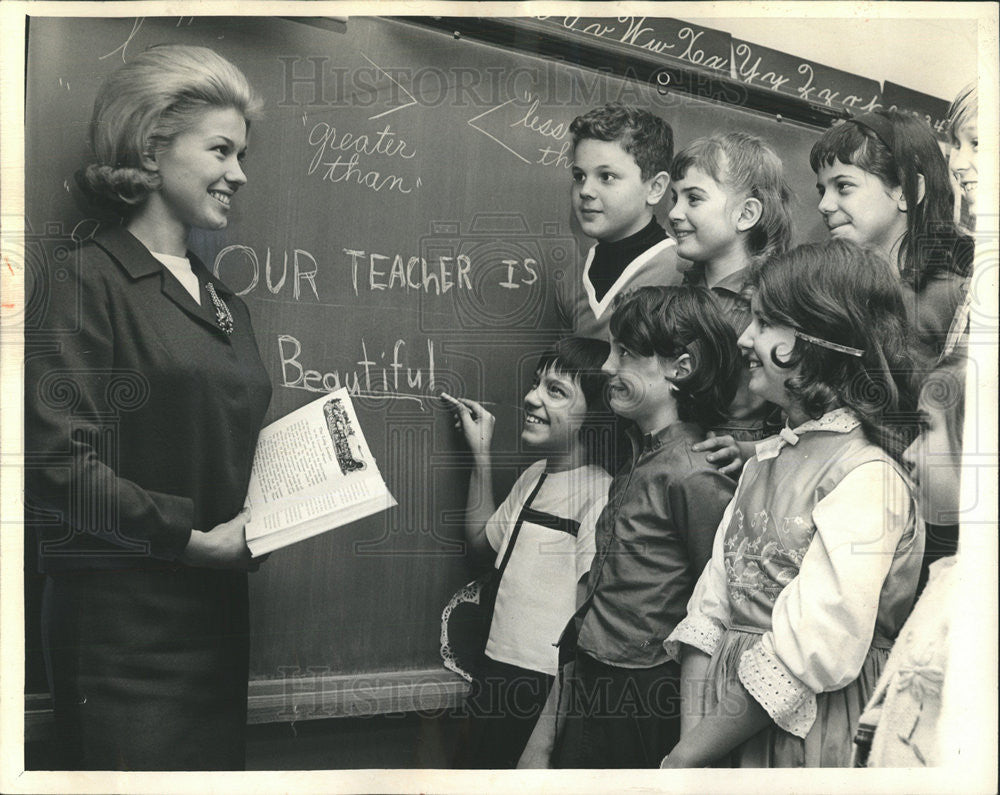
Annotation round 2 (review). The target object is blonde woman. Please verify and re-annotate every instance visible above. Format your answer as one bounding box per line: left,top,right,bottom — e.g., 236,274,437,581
26,46,271,770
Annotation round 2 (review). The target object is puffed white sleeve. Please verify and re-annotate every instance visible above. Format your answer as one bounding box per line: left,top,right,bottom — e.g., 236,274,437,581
663,489,738,661
737,461,914,738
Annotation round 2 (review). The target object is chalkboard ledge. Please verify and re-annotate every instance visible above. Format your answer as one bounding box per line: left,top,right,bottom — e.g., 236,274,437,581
247,668,471,724
25,669,471,742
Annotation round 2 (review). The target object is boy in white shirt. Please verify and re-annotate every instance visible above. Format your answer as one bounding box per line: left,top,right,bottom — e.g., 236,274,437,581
441,337,614,768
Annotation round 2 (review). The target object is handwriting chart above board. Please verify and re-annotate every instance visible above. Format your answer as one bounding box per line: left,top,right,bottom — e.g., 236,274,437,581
521,15,951,132
23,14,944,718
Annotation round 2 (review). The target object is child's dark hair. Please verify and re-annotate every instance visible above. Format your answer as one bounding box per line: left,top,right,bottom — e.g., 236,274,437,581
809,111,972,290
570,103,674,180
670,132,793,264
746,239,918,461
535,337,614,469
608,286,740,428
919,351,967,463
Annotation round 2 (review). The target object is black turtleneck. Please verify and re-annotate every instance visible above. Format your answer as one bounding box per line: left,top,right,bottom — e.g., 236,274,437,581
587,217,667,302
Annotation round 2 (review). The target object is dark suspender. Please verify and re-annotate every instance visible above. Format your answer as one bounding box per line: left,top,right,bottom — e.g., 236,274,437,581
495,471,547,580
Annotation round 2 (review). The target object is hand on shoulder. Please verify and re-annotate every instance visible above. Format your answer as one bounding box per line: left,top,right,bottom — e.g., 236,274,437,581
691,432,747,477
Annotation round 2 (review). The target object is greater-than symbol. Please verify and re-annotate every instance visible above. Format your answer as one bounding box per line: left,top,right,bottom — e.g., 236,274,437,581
360,53,418,120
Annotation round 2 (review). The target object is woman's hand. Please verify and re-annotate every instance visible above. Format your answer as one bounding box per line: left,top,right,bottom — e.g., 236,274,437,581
180,508,261,570
440,392,495,459
692,432,744,477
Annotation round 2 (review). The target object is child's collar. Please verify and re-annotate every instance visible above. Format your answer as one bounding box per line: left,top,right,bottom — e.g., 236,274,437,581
627,419,701,454
682,261,749,295
755,407,860,461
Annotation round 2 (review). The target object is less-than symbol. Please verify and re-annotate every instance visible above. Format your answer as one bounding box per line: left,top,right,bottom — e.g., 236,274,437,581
467,99,531,164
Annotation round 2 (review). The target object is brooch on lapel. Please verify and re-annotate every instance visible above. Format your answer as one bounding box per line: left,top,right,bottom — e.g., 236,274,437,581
205,282,234,336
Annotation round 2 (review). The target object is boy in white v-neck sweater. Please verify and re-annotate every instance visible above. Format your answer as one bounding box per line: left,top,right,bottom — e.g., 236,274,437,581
555,104,684,340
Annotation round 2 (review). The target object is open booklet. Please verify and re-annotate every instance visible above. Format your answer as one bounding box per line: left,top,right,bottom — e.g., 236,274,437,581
244,389,397,557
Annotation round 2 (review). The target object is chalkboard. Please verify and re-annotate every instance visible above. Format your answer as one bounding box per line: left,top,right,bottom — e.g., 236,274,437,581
23,14,831,723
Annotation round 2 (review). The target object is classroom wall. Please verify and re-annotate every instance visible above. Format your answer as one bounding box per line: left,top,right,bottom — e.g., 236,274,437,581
24,14,832,721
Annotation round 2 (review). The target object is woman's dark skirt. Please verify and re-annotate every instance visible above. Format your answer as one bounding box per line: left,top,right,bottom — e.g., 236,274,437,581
42,566,249,771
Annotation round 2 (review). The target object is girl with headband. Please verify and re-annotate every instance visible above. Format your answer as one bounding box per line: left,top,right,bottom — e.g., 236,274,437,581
660,240,923,768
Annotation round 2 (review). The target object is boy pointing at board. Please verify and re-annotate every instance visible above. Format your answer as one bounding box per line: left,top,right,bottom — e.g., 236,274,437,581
556,104,684,340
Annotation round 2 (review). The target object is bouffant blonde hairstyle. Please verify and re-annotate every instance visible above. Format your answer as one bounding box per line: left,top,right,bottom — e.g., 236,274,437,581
77,45,263,212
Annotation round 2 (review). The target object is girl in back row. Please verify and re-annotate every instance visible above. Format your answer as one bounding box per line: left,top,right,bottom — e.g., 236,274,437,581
811,109,974,364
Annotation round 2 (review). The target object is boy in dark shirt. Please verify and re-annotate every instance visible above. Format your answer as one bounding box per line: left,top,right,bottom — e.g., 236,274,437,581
520,285,741,768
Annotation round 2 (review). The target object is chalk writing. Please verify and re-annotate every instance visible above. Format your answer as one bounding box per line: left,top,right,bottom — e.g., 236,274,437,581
214,245,319,300
214,243,543,301
676,28,729,71
100,17,143,62
510,95,568,140
537,140,573,169
884,106,949,135
618,17,676,54
308,122,416,167
307,121,420,195
536,16,730,72
733,40,881,114
734,43,790,93
881,82,951,137
71,218,101,243
470,93,574,167
277,334,436,397
344,249,473,296
468,99,532,164
217,240,547,300
498,259,539,290
360,52,419,120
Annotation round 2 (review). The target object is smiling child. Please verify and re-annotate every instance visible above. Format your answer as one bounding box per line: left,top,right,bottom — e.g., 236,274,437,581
810,111,973,362
668,132,792,443
441,337,613,769
521,285,740,769
662,240,922,769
